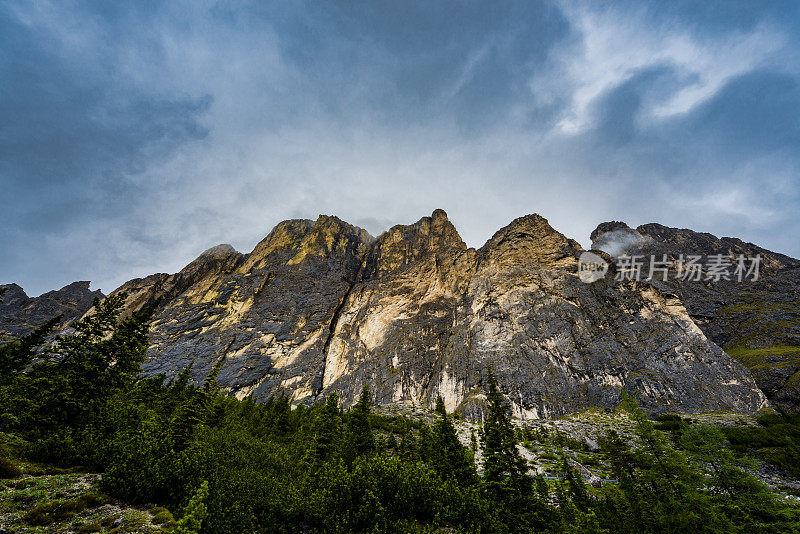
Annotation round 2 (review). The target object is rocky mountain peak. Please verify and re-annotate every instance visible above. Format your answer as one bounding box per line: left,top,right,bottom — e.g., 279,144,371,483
180,244,241,274
479,214,583,269
244,219,314,268
315,215,375,246
362,209,467,279
431,207,448,220
589,220,635,242
383,209,465,249
199,243,238,259
590,222,650,257
0,283,28,305
242,216,371,274
591,221,799,273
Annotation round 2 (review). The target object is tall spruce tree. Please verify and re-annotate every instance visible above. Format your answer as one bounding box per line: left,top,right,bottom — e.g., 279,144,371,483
0,316,61,431
399,419,419,461
0,315,60,380
171,355,226,451
481,369,529,498
306,392,344,465
431,395,475,486
347,385,375,457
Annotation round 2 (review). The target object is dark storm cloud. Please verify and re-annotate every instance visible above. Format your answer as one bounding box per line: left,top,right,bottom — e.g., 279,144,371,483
1,2,211,291
1,0,798,295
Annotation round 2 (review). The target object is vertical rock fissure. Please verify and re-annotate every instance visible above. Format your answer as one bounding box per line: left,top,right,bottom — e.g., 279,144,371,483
313,261,365,399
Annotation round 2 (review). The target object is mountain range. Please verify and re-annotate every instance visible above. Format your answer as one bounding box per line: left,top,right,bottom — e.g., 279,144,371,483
3,209,798,419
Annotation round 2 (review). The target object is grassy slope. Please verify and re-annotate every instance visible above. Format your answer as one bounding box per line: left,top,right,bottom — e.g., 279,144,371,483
0,456,175,534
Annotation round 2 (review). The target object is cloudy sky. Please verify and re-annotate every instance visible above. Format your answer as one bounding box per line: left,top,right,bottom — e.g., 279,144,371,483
2,1,799,295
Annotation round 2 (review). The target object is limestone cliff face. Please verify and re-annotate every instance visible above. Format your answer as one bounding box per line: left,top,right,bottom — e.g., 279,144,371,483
591,222,800,412
124,216,371,405
320,209,476,412
103,210,766,420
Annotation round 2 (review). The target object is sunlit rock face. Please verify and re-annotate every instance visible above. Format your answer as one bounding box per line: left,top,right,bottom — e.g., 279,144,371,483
591,222,800,413
113,216,371,405
104,210,766,420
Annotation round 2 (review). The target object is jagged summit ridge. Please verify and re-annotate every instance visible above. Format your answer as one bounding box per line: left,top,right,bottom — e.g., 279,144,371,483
85,209,766,420
591,221,799,272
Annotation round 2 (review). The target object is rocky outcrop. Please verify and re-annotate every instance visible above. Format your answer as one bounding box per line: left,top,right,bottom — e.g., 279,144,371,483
98,210,766,420
0,281,103,338
591,222,800,412
132,216,371,403
457,214,763,418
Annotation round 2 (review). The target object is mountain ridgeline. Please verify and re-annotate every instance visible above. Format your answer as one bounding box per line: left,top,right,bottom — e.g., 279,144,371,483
0,281,103,339
38,208,774,421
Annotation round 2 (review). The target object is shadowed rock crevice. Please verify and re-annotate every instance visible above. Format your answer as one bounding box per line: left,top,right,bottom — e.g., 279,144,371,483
314,260,366,399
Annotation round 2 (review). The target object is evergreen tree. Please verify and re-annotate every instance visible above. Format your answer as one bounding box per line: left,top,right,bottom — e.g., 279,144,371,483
268,394,292,436
398,420,419,462
347,385,375,457
306,392,344,465
171,355,226,451
481,369,553,531
562,458,589,512
0,315,60,379
0,318,60,431
4,293,150,437
601,392,728,533
481,369,528,496
417,423,433,463
430,395,475,486
678,422,794,531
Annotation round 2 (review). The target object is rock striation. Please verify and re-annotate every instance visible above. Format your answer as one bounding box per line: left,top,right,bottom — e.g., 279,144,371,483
591,222,800,412
94,210,766,420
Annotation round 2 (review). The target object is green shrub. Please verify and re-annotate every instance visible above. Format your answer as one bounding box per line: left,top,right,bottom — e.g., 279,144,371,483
577,453,601,467
654,413,688,434
100,514,120,527
75,522,103,533
0,456,21,479
78,493,108,507
24,499,83,526
175,480,209,534
150,506,176,527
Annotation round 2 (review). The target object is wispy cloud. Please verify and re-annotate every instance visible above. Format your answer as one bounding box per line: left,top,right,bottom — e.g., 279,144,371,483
547,1,792,134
